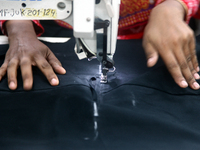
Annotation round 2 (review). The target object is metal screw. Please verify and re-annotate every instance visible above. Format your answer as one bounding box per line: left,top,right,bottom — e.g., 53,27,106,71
103,61,107,64
86,17,91,22
57,2,66,9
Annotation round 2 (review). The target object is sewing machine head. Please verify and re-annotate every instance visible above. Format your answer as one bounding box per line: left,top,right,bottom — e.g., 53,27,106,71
0,0,121,83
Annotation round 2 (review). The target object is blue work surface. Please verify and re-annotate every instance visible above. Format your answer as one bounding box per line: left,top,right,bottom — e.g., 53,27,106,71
0,21,200,150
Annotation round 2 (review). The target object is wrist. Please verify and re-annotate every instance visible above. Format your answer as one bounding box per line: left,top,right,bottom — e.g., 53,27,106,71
163,0,186,19
155,0,199,23
152,0,185,21
6,20,37,37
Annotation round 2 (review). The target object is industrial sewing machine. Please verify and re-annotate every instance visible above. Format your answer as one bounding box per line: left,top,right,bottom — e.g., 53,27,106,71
0,0,121,83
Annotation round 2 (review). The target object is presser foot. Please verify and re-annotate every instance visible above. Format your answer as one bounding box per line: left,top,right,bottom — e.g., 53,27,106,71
100,68,109,83
100,67,116,83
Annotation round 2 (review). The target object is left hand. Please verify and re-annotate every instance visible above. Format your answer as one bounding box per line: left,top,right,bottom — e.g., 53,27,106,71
0,20,66,90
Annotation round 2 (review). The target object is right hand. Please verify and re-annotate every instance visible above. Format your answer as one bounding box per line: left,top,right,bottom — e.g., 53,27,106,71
142,0,200,90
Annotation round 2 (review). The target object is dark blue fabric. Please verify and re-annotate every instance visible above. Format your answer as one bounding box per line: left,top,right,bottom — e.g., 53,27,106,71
1,21,200,150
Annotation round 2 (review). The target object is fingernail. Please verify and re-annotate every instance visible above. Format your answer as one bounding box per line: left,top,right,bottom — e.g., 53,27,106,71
24,81,32,91
197,66,200,72
147,58,154,63
61,67,66,74
51,78,58,86
194,73,200,80
55,64,66,74
181,80,188,87
193,82,200,89
147,58,154,67
9,81,16,90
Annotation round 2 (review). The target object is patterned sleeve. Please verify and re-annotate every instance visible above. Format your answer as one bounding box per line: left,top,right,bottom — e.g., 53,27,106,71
155,0,200,23
0,20,44,36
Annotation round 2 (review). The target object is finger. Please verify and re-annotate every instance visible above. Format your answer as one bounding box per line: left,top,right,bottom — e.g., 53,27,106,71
20,57,33,90
35,56,59,86
143,43,159,67
187,55,200,80
161,51,190,88
7,58,19,90
188,34,199,73
0,61,9,81
173,46,200,90
46,50,66,74
182,37,199,80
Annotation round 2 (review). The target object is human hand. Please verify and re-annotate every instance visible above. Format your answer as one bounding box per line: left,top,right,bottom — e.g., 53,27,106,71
0,20,66,90
143,0,200,90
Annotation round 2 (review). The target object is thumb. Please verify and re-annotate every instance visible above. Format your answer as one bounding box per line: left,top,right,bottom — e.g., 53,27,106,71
47,49,66,74
143,43,159,67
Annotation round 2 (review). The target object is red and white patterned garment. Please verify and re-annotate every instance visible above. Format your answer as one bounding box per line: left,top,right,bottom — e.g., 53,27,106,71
193,2,200,19
0,0,199,39
118,0,199,39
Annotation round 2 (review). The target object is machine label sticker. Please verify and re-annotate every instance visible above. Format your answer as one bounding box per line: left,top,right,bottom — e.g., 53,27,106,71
0,8,57,18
